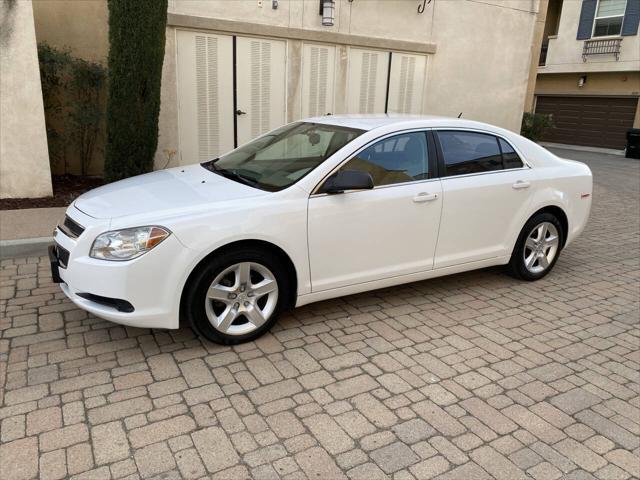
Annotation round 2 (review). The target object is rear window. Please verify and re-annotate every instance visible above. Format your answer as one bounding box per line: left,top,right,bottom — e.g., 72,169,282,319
438,131,503,176
499,138,524,169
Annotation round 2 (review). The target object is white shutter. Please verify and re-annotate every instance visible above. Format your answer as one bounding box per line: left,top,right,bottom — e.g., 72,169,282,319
236,37,286,145
176,30,234,164
346,48,389,114
387,53,427,115
301,43,336,118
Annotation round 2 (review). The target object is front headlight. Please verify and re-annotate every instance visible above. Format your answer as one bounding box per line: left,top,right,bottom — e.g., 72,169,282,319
90,226,171,261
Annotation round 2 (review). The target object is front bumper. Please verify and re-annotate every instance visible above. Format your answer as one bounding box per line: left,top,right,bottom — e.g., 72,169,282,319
53,206,190,329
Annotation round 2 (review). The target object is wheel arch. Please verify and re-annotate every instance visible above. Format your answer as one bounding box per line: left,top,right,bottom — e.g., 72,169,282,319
179,239,299,324
525,205,569,248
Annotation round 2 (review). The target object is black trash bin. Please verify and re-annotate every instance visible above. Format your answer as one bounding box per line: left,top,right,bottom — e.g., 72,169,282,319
626,128,640,159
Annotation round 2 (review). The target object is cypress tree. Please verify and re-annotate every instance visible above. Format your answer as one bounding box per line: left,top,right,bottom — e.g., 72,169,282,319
104,0,168,182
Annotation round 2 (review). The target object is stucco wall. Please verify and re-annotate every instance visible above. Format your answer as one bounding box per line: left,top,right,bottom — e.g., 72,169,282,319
0,0,52,199
425,0,538,130
541,0,640,74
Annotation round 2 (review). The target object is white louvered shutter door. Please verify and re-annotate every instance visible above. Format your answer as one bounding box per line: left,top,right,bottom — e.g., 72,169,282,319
301,43,336,118
387,53,427,114
236,37,286,146
346,48,389,114
176,30,234,164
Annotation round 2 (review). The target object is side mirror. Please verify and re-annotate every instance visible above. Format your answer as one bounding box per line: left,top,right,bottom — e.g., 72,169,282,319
320,170,374,194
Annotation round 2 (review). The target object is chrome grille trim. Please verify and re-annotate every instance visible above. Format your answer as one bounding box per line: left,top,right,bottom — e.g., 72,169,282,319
59,215,85,239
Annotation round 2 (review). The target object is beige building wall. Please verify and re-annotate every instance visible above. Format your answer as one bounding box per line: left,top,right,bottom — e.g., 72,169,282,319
540,0,640,74
28,0,540,176
425,0,538,129
157,0,540,168
31,0,109,176
0,0,52,199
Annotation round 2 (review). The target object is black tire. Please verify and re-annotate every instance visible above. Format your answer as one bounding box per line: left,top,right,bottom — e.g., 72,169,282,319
183,247,290,345
507,212,564,281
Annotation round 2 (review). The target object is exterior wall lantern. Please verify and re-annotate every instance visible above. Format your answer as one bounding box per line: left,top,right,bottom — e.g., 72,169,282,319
320,0,336,26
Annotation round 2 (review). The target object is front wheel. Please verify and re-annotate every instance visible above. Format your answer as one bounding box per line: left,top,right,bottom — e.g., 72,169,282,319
507,212,563,281
183,248,289,344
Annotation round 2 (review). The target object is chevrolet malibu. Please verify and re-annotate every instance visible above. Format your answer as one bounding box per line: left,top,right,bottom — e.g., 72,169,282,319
50,115,592,344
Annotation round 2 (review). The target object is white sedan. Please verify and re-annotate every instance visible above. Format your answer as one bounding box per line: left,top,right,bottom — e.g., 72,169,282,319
50,115,592,344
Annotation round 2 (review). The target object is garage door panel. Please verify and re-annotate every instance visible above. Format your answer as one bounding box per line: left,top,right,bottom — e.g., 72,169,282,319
535,96,638,149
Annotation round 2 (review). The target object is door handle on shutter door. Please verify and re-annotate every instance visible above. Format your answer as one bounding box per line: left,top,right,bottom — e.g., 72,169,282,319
235,109,247,116
512,180,530,190
413,192,438,203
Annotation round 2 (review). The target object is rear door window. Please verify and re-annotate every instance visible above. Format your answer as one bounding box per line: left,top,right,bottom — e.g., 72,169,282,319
437,131,503,177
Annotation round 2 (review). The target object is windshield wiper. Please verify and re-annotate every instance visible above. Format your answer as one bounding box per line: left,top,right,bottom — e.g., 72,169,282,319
214,168,260,188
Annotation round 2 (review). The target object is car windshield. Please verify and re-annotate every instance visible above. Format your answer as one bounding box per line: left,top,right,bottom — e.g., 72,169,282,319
201,122,364,191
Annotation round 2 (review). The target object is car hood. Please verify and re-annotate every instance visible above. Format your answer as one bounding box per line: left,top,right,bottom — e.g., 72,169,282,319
74,164,265,219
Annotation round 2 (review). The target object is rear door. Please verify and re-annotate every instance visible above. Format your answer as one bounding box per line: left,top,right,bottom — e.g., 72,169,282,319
433,130,535,269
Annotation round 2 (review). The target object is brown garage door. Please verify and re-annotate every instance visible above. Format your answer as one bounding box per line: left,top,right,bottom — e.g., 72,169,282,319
534,96,638,149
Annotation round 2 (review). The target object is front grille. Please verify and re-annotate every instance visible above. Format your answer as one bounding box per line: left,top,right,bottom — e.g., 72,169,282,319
59,215,85,239
56,245,70,269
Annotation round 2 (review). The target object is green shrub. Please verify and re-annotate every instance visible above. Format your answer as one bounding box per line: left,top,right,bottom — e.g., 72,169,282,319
69,59,107,175
37,43,106,175
521,112,555,142
104,0,168,182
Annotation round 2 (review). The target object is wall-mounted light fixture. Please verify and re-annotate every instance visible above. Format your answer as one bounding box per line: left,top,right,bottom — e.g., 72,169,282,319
578,75,587,87
320,0,335,26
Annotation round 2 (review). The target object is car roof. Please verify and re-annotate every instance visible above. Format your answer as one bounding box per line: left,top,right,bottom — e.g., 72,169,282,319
303,114,501,132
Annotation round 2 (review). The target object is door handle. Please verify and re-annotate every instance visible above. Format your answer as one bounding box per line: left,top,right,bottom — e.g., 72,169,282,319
512,180,530,190
413,192,438,203
236,109,247,116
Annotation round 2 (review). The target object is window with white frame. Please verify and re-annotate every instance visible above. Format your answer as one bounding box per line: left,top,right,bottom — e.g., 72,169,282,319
593,0,627,37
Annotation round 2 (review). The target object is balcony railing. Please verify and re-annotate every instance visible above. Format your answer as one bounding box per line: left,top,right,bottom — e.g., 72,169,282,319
582,38,622,62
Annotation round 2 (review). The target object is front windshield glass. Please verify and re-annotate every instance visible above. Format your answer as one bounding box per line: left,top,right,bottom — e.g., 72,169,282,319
201,122,364,191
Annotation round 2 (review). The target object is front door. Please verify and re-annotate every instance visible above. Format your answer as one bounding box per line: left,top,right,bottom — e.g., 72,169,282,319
433,130,535,269
308,131,442,292
235,37,287,146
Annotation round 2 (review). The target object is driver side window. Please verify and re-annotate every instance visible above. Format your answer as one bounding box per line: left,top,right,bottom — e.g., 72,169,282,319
340,131,429,187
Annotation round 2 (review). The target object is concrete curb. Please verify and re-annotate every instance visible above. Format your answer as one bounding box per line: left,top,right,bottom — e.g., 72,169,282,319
0,236,53,259
540,142,625,156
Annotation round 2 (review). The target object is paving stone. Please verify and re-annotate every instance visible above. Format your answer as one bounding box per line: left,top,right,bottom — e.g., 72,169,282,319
555,438,607,472
460,397,517,435
412,400,466,436
129,414,196,448
134,442,176,478
40,448,67,480
91,421,130,465
40,423,89,451
550,388,601,415
0,436,38,480
303,413,354,455
1,155,638,480
192,426,240,473
347,462,389,479
370,441,420,473
409,455,450,479
470,446,528,480
295,446,347,480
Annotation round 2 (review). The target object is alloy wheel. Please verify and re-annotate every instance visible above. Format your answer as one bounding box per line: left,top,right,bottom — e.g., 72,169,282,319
205,262,279,335
523,221,559,274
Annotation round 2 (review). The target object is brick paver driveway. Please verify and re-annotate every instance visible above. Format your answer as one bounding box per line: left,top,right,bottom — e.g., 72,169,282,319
1,149,638,480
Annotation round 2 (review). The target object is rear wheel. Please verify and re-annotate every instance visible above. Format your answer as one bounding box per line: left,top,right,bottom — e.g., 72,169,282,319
507,212,563,281
184,248,289,344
